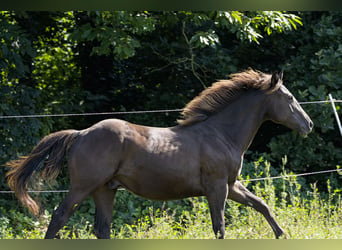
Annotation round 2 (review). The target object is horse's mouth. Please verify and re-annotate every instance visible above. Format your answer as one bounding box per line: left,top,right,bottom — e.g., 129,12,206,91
300,131,309,138
299,124,313,137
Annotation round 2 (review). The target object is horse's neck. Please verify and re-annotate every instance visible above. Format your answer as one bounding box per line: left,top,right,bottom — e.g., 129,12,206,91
206,93,267,153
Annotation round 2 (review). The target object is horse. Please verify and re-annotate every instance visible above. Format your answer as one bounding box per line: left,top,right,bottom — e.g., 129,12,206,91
6,69,313,239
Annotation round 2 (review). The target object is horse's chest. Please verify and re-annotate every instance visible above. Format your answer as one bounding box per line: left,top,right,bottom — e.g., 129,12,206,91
200,145,242,184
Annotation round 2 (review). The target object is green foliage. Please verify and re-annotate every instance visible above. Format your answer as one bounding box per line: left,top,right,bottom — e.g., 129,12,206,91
214,11,302,43
70,11,156,59
0,11,36,81
265,12,342,190
0,83,53,191
0,11,82,191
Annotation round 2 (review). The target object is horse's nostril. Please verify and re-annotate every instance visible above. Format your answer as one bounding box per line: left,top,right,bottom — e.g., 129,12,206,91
309,121,314,129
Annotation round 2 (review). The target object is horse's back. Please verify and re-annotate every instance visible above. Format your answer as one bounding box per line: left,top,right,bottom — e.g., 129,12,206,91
67,118,176,179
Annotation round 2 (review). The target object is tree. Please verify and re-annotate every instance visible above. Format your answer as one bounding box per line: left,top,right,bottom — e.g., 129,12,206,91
0,10,305,183
67,11,302,124
266,12,342,189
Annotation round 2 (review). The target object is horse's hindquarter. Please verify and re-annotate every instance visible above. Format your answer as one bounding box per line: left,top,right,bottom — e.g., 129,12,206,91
113,124,204,200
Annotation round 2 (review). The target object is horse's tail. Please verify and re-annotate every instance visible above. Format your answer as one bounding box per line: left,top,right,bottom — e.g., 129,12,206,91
5,130,79,216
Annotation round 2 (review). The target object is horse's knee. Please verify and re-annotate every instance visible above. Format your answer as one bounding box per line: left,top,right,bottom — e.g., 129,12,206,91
254,198,272,214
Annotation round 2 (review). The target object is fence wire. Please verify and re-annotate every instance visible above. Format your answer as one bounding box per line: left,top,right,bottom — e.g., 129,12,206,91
0,109,184,119
0,100,341,120
0,168,340,194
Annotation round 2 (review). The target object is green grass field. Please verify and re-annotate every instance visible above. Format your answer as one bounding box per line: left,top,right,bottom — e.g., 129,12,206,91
1,160,341,239
1,179,341,239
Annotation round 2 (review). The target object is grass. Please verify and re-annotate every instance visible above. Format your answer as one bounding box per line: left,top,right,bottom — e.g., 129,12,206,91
1,159,342,239
113,192,342,239
2,185,341,239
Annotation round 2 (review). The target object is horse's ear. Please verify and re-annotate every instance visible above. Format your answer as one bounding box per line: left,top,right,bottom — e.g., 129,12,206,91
271,71,279,87
271,71,283,88
279,71,283,81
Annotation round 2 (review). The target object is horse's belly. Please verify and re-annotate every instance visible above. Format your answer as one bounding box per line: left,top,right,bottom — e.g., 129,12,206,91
111,163,203,200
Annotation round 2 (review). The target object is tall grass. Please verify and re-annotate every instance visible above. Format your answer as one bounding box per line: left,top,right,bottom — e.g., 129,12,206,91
1,158,341,239
113,183,342,239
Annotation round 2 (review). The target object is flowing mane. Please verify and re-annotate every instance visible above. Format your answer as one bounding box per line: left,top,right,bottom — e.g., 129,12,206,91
177,69,280,126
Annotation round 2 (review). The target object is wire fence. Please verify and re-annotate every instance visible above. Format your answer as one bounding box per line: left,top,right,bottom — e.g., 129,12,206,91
243,168,341,182
0,168,340,194
0,100,341,120
0,96,341,194
0,109,184,119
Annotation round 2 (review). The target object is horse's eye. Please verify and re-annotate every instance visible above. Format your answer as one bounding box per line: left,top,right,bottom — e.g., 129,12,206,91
288,95,294,101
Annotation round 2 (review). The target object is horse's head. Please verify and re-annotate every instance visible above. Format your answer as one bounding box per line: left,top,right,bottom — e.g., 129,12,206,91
265,72,313,136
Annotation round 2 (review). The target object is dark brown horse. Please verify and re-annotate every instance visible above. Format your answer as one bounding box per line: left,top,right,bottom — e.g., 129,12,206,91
6,69,313,239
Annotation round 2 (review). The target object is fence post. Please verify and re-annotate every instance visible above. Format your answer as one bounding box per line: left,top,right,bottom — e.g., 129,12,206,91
329,94,342,137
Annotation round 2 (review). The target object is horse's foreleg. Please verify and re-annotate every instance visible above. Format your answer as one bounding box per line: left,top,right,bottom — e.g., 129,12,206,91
206,182,228,239
91,185,116,239
228,181,286,239
44,190,88,239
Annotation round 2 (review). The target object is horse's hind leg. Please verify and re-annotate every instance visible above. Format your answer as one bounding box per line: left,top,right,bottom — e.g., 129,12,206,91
44,189,89,239
91,185,116,239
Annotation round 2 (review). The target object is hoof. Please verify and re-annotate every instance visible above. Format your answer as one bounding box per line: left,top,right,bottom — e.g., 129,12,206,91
276,233,287,239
